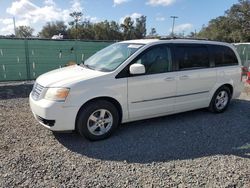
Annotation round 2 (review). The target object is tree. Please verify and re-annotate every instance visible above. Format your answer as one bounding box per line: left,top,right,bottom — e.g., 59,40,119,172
198,0,250,42
69,11,83,28
148,28,157,37
226,0,250,42
38,13,147,40
121,17,135,40
93,20,110,40
39,21,67,38
16,26,34,38
109,21,122,40
134,16,147,39
77,20,95,40
120,16,147,40
199,16,232,41
92,20,122,40
187,31,196,38
69,11,83,39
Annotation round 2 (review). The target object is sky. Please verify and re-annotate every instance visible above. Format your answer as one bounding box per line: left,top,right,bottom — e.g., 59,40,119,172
0,0,240,36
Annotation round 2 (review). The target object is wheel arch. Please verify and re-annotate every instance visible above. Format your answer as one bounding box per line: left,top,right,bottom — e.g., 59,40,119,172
213,83,233,98
75,96,123,130
209,83,233,113
211,83,234,99
223,83,233,97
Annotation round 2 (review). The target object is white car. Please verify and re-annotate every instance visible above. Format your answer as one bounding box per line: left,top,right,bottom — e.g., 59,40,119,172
29,39,244,140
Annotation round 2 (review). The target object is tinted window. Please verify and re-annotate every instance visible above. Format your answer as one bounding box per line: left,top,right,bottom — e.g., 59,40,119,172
134,45,172,74
213,45,238,67
176,46,209,70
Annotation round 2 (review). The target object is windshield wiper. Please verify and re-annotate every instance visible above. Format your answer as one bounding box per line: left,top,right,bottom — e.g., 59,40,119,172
98,67,111,72
79,62,84,67
79,62,91,69
84,64,95,70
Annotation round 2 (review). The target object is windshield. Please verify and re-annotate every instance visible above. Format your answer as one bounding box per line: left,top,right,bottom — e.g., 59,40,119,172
83,43,144,72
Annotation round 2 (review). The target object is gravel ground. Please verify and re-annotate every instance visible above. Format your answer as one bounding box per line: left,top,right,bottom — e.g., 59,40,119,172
0,83,250,187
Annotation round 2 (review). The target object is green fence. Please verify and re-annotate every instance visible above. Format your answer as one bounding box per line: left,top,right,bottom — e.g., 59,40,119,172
0,39,114,81
234,43,250,68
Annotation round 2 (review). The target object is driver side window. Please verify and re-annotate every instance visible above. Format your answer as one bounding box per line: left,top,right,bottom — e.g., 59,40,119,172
135,45,172,75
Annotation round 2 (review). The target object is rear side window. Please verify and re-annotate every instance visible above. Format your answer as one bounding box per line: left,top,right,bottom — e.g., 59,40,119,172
213,45,238,67
176,45,209,70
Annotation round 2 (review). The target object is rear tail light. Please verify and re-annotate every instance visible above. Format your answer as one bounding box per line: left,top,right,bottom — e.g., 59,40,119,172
241,66,249,82
245,67,250,84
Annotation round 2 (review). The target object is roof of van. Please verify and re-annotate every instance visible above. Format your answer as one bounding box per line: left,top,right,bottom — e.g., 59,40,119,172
120,38,232,46
119,39,159,44
234,43,250,45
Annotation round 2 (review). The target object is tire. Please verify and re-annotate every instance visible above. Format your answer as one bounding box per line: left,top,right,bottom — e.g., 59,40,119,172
76,100,119,141
209,86,231,113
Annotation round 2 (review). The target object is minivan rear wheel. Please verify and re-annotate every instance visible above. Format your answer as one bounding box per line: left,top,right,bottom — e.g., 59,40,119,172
209,86,231,113
76,100,119,141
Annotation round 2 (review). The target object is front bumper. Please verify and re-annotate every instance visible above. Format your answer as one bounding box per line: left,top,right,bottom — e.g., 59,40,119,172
29,93,79,131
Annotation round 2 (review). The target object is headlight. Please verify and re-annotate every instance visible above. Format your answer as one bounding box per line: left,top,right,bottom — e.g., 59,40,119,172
44,87,70,102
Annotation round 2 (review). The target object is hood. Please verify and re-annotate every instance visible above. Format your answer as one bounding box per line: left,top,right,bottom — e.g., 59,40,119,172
36,65,107,87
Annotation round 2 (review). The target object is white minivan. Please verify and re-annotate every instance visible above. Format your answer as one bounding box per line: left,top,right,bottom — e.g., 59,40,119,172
29,39,243,140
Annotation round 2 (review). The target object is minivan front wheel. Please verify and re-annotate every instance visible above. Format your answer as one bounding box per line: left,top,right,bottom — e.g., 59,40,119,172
209,86,231,113
76,100,119,141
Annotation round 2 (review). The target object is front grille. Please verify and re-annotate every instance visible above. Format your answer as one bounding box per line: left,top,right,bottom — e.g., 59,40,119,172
36,115,55,127
32,83,44,100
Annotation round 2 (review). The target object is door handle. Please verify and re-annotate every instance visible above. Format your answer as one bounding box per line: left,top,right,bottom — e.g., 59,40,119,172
164,77,175,81
179,75,189,80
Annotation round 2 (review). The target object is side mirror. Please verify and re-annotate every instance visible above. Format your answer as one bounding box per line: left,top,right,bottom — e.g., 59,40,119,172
129,64,146,75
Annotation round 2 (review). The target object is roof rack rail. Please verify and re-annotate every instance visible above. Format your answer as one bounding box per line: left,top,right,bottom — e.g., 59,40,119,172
159,36,210,41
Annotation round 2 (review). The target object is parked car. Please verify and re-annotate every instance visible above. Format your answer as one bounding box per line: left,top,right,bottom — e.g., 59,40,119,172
30,39,244,140
51,33,63,40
